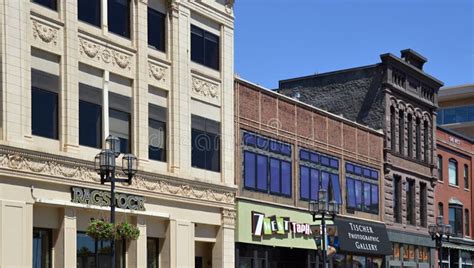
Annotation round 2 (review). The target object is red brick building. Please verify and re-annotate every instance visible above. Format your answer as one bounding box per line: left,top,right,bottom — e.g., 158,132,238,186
435,127,474,267
234,77,393,267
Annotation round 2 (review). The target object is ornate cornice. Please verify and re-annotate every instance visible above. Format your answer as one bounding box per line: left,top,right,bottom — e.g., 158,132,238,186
0,146,235,206
192,76,219,100
79,37,132,72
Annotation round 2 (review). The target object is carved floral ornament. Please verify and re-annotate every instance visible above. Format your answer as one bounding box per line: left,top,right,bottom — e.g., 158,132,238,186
222,208,236,226
0,150,235,205
32,20,58,45
148,63,166,82
79,38,132,71
192,76,219,99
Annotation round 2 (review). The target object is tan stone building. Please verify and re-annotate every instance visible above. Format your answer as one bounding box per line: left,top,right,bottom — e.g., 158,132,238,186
0,0,235,267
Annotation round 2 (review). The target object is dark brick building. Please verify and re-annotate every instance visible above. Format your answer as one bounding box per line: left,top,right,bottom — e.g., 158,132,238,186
435,127,474,267
279,49,444,268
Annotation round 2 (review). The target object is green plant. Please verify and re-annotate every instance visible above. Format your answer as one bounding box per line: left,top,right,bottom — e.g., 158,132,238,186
86,219,115,240
115,222,140,240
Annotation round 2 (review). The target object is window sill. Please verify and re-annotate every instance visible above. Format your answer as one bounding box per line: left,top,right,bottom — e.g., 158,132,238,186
448,184,460,189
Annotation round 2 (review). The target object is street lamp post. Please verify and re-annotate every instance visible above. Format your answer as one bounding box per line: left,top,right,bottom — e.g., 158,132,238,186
94,135,137,268
308,189,340,268
428,216,452,268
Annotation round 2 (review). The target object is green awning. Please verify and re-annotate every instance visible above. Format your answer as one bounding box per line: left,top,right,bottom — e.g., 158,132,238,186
443,242,474,252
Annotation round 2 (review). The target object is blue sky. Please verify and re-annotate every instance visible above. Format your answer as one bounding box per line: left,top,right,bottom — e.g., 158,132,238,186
234,0,474,89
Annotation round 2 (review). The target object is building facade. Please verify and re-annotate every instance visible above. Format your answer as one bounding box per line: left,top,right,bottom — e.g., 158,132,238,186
436,127,474,268
278,49,444,268
0,0,235,267
235,78,392,267
437,84,474,139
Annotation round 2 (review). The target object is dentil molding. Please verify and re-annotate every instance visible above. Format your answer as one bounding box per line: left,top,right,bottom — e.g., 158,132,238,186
0,146,235,206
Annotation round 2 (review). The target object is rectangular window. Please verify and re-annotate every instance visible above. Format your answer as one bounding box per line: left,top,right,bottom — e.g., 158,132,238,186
242,131,292,197
109,74,132,153
449,159,458,186
465,209,470,237
77,232,125,268
31,49,60,140
449,206,463,237
345,163,379,214
191,25,219,70
147,238,159,268
33,228,52,268
192,115,220,172
394,176,402,223
32,0,57,10
424,121,429,163
109,106,131,154
148,7,166,51
399,111,404,155
149,104,166,162
78,0,101,27
79,83,102,148
108,0,131,38
416,118,421,160
391,107,396,151
438,155,443,181
407,179,415,225
407,115,413,158
420,182,427,227
464,164,469,189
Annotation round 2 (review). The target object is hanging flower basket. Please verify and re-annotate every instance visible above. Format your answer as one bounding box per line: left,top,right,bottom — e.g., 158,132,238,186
115,222,140,240
86,219,116,240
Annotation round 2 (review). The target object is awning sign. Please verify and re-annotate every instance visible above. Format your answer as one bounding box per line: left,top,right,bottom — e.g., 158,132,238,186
335,217,391,255
252,211,312,237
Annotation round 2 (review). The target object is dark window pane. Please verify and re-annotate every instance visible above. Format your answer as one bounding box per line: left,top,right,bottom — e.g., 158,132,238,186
330,159,338,169
109,108,131,153
33,228,52,268
281,161,291,196
363,168,371,178
149,118,166,162
206,132,220,171
331,174,342,204
244,151,256,189
300,150,310,161
310,168,319,201
190,25,219,70
191,26,204,64
269,141,280,154
147,7,166,51
191,116,221,172
371,170,378,179
78,0,101,27
32,0,57,10
243,132,256,146
32,87,58,139
310,153,319,163
354,166,362,175
300,166,309,199
204,33,219,70
256,136,268,150
77,232,125,268
108,0,130,38
79,100,102,148
347,178,355,208
147,238,159,268
320,156,329,166
280,144,291,156
270,158,280,194
256,154,268,191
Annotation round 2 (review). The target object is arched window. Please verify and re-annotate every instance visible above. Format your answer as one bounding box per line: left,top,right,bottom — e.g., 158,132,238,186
438,202,444,217
407,114,413,158
391,106,396,151
399,110,404,155
437,155,443,181
424,120,430,163
464,164,469,190
416,117,421,160
449,158,458,186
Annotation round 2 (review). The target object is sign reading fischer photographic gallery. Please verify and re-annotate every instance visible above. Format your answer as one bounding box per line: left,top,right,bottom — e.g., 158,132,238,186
251,211,312,237
71,187,145,211
335,217,391,255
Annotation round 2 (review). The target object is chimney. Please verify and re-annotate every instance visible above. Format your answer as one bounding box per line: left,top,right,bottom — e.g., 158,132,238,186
400,49,427,70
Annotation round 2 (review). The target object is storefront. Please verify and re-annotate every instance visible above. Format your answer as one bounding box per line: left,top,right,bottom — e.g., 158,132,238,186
440,241,474,268
386,230,435,268
236,200,392,268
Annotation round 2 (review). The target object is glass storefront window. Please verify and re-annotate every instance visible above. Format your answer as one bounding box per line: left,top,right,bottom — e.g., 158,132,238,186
147,238,159,268
352,255,366,268
392,243,400,260
77,232,126,268
461,250,473,268
403,245,415,261
33,228,52,268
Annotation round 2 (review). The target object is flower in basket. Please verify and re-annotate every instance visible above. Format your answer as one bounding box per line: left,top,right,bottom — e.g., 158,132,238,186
86,219,116,240
115,222,140,240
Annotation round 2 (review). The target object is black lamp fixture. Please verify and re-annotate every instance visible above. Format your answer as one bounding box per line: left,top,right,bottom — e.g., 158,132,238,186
428,216,452,268
309,188,340,268
94,135,138,268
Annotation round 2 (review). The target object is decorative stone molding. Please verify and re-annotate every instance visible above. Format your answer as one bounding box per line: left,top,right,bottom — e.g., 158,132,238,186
79,37,133,73
222,208,236,226
148,63,166,82
192,76,219,100
32,20,58,45
0,146,235,206
225,0,235,14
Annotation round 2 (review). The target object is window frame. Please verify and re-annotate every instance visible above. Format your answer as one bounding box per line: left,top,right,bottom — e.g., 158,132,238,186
464,164,469,190
191,115,221,172
465,209,470,237
107,0,131,39
345,162,379,214
449,158,458,186
147,237,160,268
147,6,166,52
406,179,416,225
190,24,220,71
78,0,101,27
32,0,57,11
449,205,463,237
31,86,59,140
438,155,443,181
33,227,53,268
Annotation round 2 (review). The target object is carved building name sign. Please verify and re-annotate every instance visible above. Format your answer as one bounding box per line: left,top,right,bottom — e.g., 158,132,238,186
71,187,145,211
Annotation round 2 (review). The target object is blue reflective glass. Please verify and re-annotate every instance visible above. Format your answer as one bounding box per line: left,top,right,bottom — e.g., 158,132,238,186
371,170,378,180
281,144,291,156
355,180,362,208
243,132,256,146
363,168,371,178
300,150,310,161
320,156,329,166
269,141,280,153
321,172,330,199
270,158,280,194
300,166,310,199
330,159,339,169
108,0,130,38
256,137,268,150
281,161,292,196
310,168,319,201
256,154,268,191
347,178,355,208
244,151,256,189
346,163,354,173
371,185,379,212
364,183,371,208
354,166,362,175
331,174,342,204
440,105,474,125
310,153,319,163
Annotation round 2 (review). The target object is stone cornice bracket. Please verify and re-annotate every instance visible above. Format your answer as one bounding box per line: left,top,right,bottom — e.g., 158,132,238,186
32,19,58,45
166,0,179,13
222,208,236,227
225,0,235,14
